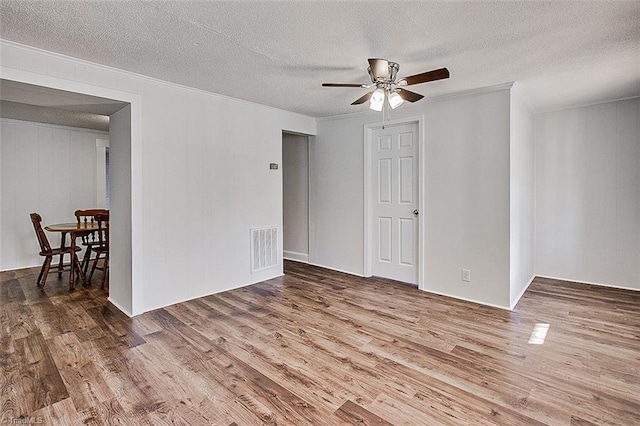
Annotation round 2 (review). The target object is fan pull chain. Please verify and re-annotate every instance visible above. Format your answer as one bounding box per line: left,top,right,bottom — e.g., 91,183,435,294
382,97,387,129
386,98,391,122
382,96,392,129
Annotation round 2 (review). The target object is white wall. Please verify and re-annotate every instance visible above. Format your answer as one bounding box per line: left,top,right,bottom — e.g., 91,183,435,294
535,97,640,290
311,116,366,274
509,85,535,308
1,40,316,315
313,85,513,308
0,118,107,270
424,88,512,309
108,105,132,314
282,133,309,262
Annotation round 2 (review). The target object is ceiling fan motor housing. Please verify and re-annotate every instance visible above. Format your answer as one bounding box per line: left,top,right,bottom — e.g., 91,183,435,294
368,60,400,84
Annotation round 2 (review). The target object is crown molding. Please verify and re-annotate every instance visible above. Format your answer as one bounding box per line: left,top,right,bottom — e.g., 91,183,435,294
537,94,640,115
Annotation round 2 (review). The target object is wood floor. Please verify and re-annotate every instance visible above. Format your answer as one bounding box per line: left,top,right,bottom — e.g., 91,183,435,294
1,261,639,425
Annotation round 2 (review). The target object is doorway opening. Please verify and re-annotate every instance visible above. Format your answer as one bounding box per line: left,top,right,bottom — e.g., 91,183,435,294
0,76,138,316
282,132,310,264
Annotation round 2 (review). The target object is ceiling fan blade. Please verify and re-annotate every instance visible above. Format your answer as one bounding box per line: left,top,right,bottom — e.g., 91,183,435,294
397,88,424,103
351,92,373,105
368,58,389,80
322,83,366,87
402,67,450,86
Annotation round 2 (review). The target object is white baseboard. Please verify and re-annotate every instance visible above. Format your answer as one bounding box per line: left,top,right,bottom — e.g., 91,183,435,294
291,261,511,311
418,287,512,311
306,262,365,277
107,297,133,318
0,263,42,272
535,275,640,292
510,275,536,310
283,250,309,263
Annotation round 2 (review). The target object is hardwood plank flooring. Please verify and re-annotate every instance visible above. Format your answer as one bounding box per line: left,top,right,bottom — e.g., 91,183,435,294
1,262,639,425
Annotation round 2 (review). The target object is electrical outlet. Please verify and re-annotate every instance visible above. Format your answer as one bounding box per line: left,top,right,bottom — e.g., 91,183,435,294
462,269,471,282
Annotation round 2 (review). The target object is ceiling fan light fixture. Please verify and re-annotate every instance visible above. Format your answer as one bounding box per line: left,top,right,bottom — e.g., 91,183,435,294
369,99,383,111
371,88,385,102
369,88,385,111
388,91,404,109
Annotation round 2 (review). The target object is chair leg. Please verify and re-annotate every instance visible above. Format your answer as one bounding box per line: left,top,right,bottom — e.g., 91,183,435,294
88,252,101,283
74,253,84,283
81,246,91,275
57,253,64,277
37,258,47,287
100,256,109,289
40,256,52,287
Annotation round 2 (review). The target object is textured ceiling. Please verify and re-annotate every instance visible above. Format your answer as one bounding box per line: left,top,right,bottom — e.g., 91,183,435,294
1,1,638,117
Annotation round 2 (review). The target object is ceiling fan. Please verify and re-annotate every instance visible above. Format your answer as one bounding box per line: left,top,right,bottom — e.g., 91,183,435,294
322,58,449,111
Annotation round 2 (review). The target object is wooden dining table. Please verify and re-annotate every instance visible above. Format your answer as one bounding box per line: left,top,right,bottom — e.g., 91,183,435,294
45,221,101,289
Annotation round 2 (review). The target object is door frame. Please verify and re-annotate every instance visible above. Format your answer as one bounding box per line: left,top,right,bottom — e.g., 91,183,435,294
363,115,425,288
281,131,311,264
96,138,110,209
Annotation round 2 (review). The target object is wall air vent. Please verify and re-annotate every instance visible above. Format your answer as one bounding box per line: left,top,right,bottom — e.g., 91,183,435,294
250,226,278,273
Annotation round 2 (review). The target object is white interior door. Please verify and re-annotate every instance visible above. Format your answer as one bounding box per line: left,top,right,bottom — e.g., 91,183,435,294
371,122,419,284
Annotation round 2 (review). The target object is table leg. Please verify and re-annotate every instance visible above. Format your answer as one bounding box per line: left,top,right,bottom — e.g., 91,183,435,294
68,234,87,290
69,234,76,290
77,251,87,287
58,231,68,276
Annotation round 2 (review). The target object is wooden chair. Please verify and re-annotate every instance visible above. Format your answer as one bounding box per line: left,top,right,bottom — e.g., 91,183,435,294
74,209,109,275
88,212,109,288
29,213,82,288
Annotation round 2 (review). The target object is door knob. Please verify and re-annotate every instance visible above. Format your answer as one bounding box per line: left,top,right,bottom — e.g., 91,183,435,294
413,209,419,216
